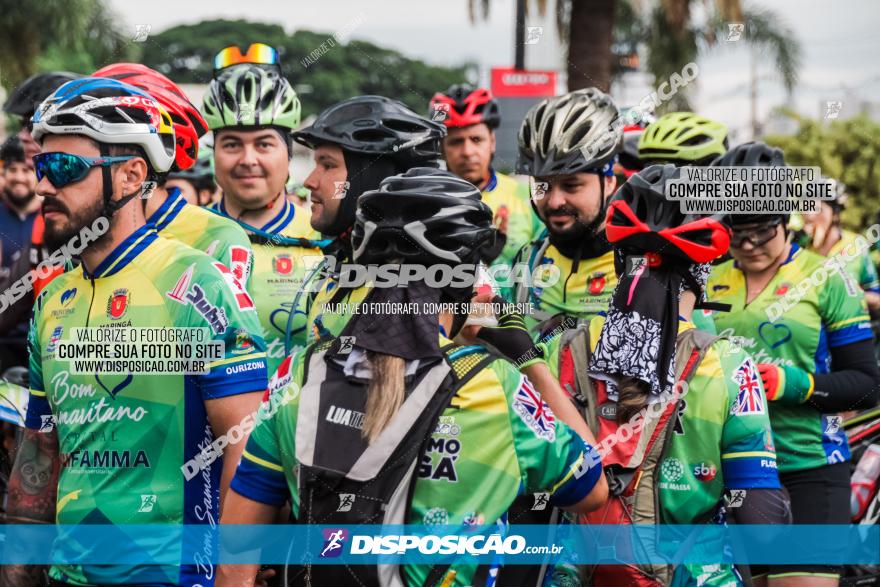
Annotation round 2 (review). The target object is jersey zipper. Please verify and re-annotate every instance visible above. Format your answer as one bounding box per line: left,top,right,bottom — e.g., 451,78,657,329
85,275,96,328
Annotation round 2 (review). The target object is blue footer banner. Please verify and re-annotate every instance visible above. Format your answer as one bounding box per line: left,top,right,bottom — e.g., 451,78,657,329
0,524,877,565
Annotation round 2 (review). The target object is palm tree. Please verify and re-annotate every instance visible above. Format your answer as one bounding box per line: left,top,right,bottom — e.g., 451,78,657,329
468,0,801,105
643,2,802,111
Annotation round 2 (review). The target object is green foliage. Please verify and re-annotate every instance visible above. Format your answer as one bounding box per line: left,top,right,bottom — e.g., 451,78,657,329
0,0,133,90
766,110,880,229
140,19,471,117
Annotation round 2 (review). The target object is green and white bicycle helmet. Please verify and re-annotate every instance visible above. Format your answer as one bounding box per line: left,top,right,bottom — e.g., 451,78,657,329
202,63,301,131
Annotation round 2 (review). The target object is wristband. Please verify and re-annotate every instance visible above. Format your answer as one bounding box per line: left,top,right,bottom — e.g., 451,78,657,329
778,365,813,405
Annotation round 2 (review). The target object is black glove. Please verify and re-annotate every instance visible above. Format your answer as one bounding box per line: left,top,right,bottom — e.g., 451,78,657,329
475,296,546,369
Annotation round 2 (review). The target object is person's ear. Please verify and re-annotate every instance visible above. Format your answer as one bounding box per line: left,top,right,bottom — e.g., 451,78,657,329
117,157,149,198
605,174,617,194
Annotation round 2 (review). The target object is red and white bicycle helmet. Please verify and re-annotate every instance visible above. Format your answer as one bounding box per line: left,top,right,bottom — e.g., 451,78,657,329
94,63,207,171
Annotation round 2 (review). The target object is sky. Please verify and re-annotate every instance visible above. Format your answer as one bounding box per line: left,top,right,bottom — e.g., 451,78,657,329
107,0,879,140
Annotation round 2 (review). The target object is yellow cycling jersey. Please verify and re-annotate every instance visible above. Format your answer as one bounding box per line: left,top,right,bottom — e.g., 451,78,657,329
211,197,323,372
481,170,538,267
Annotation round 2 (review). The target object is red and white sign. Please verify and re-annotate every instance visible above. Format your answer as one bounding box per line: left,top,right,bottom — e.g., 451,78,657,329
491,67,557,98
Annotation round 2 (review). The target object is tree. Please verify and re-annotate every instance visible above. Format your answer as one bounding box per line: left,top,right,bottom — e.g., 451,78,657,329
140,20,472,118
467,0,802,107
642,3,802,111
765,111,880,230
138,20,290,85
468,0,618,91
0,0,132,91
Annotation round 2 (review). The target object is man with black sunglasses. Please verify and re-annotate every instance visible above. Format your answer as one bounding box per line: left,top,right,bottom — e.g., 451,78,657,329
2,77,269,587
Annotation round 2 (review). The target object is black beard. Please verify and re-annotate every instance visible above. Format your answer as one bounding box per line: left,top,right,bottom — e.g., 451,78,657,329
4,188,34,209
44,197,106,252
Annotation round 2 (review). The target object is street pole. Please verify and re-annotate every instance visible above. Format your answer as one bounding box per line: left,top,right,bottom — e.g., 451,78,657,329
515,0,525,69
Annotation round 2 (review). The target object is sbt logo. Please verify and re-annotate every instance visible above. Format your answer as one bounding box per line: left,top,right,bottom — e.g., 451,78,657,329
350,533,527,555
693,462,717,482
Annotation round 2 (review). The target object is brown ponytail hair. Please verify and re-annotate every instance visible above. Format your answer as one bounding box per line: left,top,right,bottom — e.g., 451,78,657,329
616,376,651,423
362,352,407,443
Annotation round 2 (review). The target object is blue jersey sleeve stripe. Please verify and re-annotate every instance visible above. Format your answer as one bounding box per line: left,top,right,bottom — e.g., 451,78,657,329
550,443,601,508
200,359,268,400
231,459,289,507
24,394,52,430
827,323,873,347
721,457,781,489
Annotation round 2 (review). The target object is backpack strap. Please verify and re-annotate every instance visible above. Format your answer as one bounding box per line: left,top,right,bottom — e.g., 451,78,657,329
558,324,599,430
514,237,555,324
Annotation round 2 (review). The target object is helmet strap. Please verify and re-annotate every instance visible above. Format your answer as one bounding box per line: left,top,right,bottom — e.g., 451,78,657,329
98,144,140,219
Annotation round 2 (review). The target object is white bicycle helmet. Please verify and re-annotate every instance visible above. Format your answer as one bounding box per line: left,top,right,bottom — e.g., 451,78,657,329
31,77,176,173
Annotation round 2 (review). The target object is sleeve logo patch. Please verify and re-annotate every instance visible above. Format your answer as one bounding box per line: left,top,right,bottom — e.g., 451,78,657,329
513,376,556,441
731,358,765,415
213,262,255,311
229,245,252,285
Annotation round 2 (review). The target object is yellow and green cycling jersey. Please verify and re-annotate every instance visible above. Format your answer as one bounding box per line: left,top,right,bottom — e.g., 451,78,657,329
26,227,268,586
825,229,880,293
305,274,371,343
481,170,538,267
707,243,872,472
507,234,617,335
587,315,780,586
232,334,599,587
211,197,323,372
148,187,254,290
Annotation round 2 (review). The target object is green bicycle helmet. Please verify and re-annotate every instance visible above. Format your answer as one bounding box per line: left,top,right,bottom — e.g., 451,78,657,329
202,63,301,131
638,112,728,166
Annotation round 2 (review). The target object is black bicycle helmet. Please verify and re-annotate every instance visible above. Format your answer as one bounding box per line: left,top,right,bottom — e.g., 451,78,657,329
352,167,494,267
606,164,731,264
293,96,446,165
714,140,784,168
617,128,645,176
516,87,622,177
167,151,215,190
712,141,788,226
4,72,82,119
0,137,26,165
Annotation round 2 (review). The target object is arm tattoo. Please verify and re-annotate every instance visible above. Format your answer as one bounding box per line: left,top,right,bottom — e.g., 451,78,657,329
1,428,59,586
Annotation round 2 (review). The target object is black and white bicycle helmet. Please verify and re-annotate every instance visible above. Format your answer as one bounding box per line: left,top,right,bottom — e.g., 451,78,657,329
352,167,494,266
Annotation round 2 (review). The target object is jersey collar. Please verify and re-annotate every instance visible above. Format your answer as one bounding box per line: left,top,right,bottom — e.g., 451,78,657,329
216,195,297,234
482,168,498,192
733,242,800,270
146,187,186,233
82,223,158,279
